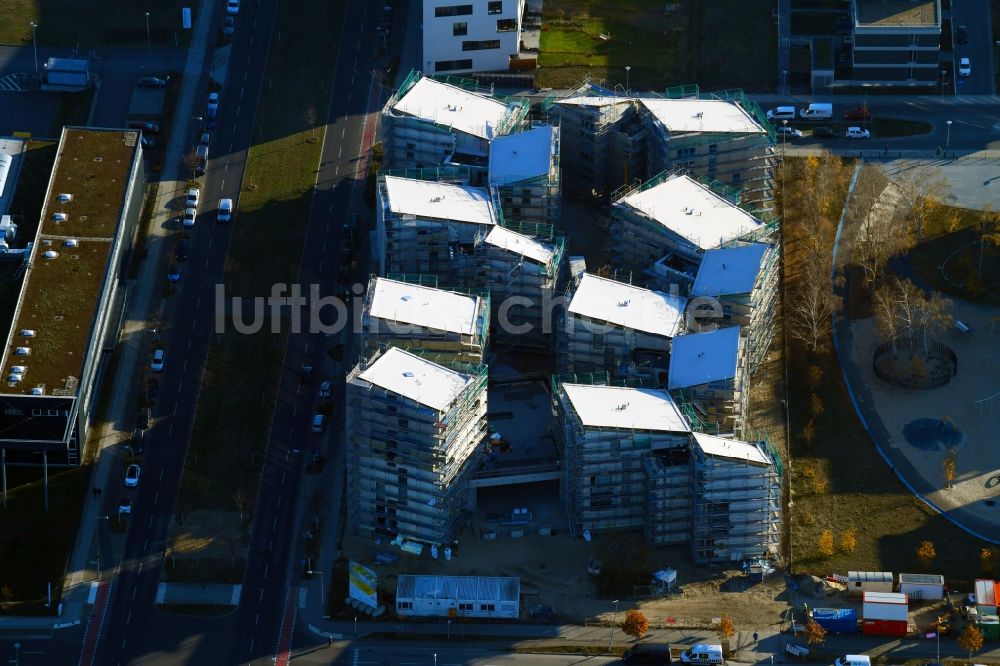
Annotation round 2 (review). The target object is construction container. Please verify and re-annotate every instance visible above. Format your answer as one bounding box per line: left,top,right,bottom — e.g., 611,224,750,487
848,571,893,595
978,615,1000,641
863,591,908,621
812,608,858,634
976,579,998,615
862,619,908,637
898,573,944,600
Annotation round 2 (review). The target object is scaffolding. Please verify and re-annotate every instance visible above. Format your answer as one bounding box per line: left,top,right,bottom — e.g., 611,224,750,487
490,126,561,229
345,349,489,547
689,436,781,564
552,379,691,537
645,448,693,545
360,276,490,365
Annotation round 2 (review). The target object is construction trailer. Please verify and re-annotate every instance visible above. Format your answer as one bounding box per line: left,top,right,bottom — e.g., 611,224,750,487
610,172,768,280
476,225,566,349
688,242,779,375
345,347,488,547
558,272,687,382
395,575,520,619
360,276,489,364
897,573,944,600
668,326,748,436
689,432,782,564
553,378,692,535
380,71,529,170
848,571,894,595
488,125,561,228
552,85,647,200
861,591,908,637
374,174,496,287
975,579,998,615
638,92,777,215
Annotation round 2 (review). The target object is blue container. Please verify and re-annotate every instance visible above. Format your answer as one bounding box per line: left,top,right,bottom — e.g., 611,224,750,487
812,608,858,634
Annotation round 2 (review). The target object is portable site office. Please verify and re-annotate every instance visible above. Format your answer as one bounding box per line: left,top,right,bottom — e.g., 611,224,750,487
848,571,893,595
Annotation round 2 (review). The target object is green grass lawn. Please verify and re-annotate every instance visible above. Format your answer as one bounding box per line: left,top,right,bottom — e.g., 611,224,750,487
0,0,193,47
176,0,345,545
871,117,933,138
0,466,91,613
537,0,776,92
908,226,1000,306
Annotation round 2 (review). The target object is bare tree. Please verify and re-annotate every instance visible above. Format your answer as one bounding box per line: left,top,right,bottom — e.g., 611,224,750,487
873,278,952,355
788,261,843,352
182,149,202,181
304,105,318,142
849,167,913,289
891,164,951,242
974,205,1000,277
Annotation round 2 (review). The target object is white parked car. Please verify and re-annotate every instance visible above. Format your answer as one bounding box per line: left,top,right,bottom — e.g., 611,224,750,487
845,127,871,139
183,208,197,228
124,464,141,487
185,188,200,208
958,57,971,77
218,198,233,223
227,0,240,14
151,348,165,372
776,126,803,139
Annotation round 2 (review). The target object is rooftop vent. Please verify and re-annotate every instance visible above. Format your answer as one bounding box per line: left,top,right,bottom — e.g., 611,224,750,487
430,195,445,203
64,238,79,247
615,403,629,411
401,294,412,301
617,299,630,307
20,329,35,337
695,111,704,118
57,193,73,203
402,371,415,378
30,386,44,395
42,250,58,259
53,212,68,222
14,347,30,356
686,209,695,215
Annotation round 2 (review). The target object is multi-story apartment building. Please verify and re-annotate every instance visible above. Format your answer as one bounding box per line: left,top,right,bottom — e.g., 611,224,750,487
851,0,941,85
488,125,561,229
422,0,526,75
667,326,747,435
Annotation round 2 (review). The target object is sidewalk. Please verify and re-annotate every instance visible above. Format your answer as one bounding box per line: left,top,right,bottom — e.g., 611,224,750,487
0,0,219,634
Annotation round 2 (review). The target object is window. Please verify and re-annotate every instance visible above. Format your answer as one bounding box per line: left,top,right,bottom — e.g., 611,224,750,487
487,1,502,14
496,18,516,31
6,408,24,416
435,4,472,17
398,417,409,427
398,601,413,609
435,58,473,72
462,39,501,51
453,21,468,36
459,602,473,611
480,603,496,611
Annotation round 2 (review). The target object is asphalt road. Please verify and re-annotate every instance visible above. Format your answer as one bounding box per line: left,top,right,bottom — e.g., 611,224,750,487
950,0,996,96
94,0,281,662
233,0,384,663
330,643,622,666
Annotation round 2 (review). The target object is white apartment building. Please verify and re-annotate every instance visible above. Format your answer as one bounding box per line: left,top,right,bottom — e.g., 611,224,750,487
422,0,525,74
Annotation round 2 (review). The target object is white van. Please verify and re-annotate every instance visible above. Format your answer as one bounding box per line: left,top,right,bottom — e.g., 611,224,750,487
218,198,233,223
834,656,871,666
799,103,833,120
766,106,796,122
679,644,724,665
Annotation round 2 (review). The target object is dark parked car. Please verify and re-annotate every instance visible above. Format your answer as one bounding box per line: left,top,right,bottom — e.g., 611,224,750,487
175,238,190,262
128,121,160,134
137,75,170,88
843,105,871,121
301,364,314,383
130,428,144,455
957,25,968,45
137,406,151,429
812,126,838,139
146,377,159,402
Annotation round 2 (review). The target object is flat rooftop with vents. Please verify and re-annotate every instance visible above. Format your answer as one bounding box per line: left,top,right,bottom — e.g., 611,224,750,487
0,126,144,465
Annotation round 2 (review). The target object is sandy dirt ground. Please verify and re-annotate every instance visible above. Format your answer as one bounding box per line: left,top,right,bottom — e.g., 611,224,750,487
168,509,248,560
847,300,1000,530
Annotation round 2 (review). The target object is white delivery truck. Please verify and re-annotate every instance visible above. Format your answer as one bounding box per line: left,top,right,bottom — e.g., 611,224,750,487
679,644,724,665
799,103,833,120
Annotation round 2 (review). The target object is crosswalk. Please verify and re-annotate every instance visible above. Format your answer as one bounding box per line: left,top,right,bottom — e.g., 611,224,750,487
0,74,24,91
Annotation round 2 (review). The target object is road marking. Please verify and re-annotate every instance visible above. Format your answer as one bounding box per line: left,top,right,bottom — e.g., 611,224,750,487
338,147,342,157
319,261,324,271
269,539,273,550
256,613,260,626
347,91,352,104
335,166,339,175
250,33,254,46
173,404,178,415
240,87,245,99
178,381,183,394
191,319,197,330
259,588,264,602
229,142,233,152
351,73,355,86
322,241,327,252
148,516,153,528
235,105,240,117
132,588,136,600
292,406,296,418
182,360,187,373
187,339,192,351
160,470,164,482
250,638,254,652
154,491,159,505
282,471,286,484
304,341,309,353
244,70,248,81
220,178,225,189
121,638,126,650
329,202,334,213
356,39,360,49
196,297,201,309
273,517,278,531
264,564,269,578
143,539,148,551
233,122,238,134
138,562,142,574
341,127,345,138
277,495,282,508
208,236,213,249
168,423,174,437
224,161,230,170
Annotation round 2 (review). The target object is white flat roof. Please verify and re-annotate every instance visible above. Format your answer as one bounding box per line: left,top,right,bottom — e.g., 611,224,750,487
369,278,479,335
359,347,471,412
641,98,766,135
383,176,494,226
484,226,555,265
567,273,686,338
667,326,741,389
693,432,771,465
617,174,764,250
562,384,690,433
392,77,511,140
489,126,555,186
690,243,769,297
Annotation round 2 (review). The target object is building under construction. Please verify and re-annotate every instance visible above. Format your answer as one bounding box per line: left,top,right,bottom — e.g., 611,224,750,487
688,432,781,564
360,276,490,364
610,172,767,279
381,72,530,171
345,346,488,546
374,174,495,286
668,326,748,436
689,242,779,374
477,225,566,349
558,272,686,382
553,380,692,534
488,125,561,228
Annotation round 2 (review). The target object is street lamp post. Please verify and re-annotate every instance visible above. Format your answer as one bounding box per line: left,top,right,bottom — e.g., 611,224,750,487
946,119,952,149
608,599,620,651
13,643,20,666
145,12,151,59
30,22,38,73
625,65,631,93
782,69,788,95
940,69,946,100
433,653,437,666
